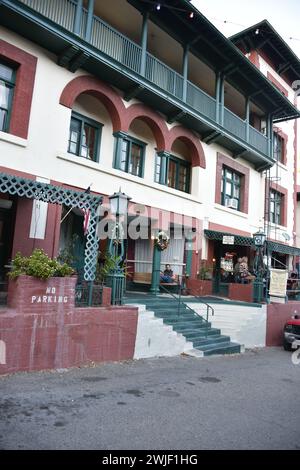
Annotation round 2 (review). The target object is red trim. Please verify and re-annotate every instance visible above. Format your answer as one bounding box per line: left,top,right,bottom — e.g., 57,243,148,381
248,51,260,69
125,103,168,152
273,126,288,165
167,125,206,169
0,40,37,139
269,180,288,228
59,75,127,133
293,106,298,249
259,49,294,88
60,76,206,168
267,71,289,97
208,222,252,237
215,152,250,214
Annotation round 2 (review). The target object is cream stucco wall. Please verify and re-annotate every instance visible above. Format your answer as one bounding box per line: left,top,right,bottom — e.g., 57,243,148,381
258,54,297,246
0,26,289,252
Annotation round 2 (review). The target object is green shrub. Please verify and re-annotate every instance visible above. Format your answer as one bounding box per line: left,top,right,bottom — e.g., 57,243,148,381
9,249,74,280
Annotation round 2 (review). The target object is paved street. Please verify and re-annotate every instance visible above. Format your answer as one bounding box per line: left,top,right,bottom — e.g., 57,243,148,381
0,348,299,450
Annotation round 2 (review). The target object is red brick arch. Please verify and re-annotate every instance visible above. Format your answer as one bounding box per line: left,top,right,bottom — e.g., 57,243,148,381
59,75,126,132
167,126,206,168
125,104,168,152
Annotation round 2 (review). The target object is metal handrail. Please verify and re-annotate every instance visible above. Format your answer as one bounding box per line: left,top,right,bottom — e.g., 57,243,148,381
153,270,214,331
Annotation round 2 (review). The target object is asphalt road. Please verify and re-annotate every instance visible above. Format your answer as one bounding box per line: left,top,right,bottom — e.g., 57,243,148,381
0,347,299,450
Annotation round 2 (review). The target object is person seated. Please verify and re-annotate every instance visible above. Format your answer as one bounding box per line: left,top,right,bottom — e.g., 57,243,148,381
160,264,176,283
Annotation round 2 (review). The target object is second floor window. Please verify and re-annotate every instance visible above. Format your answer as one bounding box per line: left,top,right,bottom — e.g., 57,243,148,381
221,167,241,211
114,133,145,178
155,154,191,193
273,132,284,163
0,62,15,133
269,189,282,225
68,112,102,162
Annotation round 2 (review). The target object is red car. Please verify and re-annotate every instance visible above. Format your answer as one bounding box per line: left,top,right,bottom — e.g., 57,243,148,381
283,315,300,351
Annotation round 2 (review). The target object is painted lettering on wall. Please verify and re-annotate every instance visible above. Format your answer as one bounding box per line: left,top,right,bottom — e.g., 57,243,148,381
31,287,68,304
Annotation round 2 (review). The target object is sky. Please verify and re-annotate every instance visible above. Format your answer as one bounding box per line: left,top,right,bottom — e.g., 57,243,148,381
192,0,300,59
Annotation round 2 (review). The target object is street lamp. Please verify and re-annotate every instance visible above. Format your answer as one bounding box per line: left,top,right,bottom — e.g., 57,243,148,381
252,229,266,303
107,189,131,305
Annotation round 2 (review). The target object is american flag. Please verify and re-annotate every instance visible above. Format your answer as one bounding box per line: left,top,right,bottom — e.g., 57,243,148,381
82,186,91,236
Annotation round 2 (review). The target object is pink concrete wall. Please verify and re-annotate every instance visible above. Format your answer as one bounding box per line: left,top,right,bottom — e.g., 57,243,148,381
1,276,136,374
266,302,300,346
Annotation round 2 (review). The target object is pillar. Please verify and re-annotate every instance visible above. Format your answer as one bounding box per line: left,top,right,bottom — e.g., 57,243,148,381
182,44,189,102
140,11,149,76
85,0,95,43
74,0,83,36
150,241,161,294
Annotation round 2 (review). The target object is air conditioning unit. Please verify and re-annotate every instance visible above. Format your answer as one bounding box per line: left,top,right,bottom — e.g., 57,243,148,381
225,198,238,210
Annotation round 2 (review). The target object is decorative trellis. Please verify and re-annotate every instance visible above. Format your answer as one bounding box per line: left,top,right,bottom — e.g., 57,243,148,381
0,172,102,281
204,229,254,247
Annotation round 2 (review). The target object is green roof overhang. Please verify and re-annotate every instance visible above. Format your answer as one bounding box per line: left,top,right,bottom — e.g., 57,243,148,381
204,229,300,256
230,20,300,90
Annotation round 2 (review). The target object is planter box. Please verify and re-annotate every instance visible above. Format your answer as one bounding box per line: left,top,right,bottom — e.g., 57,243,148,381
186,279,212,296
7,275,77,313
228,283,253,303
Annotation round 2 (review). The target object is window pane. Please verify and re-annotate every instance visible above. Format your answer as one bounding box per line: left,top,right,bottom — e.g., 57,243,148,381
168,160,177,189
233,185,240,199
129,143,141,176
178,165,187,192
0,64,14,82
120,140,128,171
225,181,232,196
155,155,162,183
81,124,96,160
0,82,10,109
68,118,80,155
0,109,7,132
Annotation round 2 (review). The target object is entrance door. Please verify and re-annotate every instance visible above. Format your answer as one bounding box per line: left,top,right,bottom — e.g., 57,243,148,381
0,207,14,290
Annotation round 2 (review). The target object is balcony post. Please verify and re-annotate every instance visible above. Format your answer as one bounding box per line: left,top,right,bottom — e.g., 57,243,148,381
267,114,273,158
215,72,221,123
85,0,95,43
74,0,84,36
245,97,250,143
219,73,225,126
182,44,189,102
140,11,149,76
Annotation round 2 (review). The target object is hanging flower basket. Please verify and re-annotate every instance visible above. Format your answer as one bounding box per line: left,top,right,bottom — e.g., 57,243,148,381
155,231,170,251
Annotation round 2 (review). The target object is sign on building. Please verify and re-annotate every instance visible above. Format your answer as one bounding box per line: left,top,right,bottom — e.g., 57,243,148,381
222,235,234,245
269,268,288,303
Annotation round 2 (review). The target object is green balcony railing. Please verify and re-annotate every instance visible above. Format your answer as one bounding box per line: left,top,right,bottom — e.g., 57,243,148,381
186,81,216,121
249,125,269,155
145,53,184,99
90,13,142,73
17,0,271,159
20,0,77,31
224,107,246,141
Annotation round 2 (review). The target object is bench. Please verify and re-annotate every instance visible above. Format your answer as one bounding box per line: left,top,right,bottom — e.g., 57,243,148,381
133,272,179,285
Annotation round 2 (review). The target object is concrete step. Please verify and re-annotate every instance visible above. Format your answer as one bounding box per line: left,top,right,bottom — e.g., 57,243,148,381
192,335,231,347
197,341,241,356
174,326,221,337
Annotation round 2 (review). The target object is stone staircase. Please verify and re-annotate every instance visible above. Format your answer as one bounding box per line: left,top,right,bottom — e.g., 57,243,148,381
125,293,241,357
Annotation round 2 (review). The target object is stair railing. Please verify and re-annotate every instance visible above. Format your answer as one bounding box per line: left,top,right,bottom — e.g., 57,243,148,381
153,270,214,337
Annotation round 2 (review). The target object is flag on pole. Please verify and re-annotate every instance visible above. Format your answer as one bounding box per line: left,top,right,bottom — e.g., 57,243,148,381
82,186,91,236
